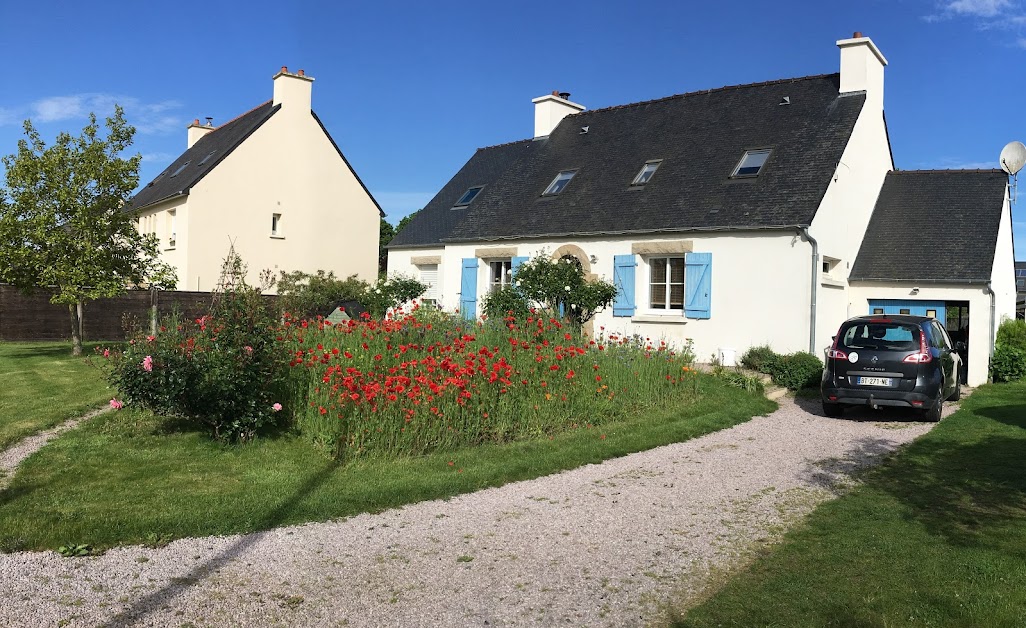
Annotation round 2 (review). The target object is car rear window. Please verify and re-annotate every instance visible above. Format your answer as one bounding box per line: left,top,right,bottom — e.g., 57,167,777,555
839,321,920,351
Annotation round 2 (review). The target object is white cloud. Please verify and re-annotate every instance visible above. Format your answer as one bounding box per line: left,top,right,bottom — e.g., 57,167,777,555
944,0,1013,17
0,93,183,135
140,152,176,163
944,160,999,169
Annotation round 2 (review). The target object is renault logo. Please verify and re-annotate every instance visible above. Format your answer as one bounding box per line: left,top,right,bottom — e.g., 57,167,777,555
871,355,879,364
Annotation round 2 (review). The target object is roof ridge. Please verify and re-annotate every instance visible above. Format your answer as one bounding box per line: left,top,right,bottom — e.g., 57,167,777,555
890,168,1005,174
580,73,840,116
476,137,535,151
209,99,273,133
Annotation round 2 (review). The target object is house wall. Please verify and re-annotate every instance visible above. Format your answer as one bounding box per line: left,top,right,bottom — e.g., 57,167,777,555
134,196,190,290
808,93,893,356
848,282,994,385
992,190,1017,327
390,231,813,364
171,110,379,292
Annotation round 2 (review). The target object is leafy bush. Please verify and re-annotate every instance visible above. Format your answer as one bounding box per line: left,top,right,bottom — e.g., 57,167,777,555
997,318,1026,351
990,344,1026,383
105,252,290,442
741,345,779,374
481,285,531,320
513,255,616,326
769,352,824,391
365,274,427,318
275,270,370,318
713,368,765,394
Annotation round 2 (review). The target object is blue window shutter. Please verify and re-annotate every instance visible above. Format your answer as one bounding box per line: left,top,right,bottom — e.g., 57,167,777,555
511,256,528,284
460,258,478,320
685,253,712,319
612,255,637,317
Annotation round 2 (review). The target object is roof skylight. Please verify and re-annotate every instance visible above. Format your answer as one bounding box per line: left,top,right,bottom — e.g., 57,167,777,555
170,161,191,178
453,186,483,207
632,160,662,186
199,150,217,165
731,149,771,178
542,170,577,196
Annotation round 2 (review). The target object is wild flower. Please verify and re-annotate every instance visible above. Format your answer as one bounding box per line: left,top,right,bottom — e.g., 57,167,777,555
141,355,153,372
272,402,283,412
109,398,123,410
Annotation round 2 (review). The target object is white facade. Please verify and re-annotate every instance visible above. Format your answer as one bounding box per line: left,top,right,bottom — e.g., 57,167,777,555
135,69,380,292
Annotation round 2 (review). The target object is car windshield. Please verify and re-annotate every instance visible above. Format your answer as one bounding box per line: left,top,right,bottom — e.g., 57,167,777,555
839,321,920,351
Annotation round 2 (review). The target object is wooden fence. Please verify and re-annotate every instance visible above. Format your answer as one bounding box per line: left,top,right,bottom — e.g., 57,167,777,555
0,285,224,342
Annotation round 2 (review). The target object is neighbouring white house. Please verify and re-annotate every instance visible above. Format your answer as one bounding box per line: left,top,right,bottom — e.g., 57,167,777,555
129,67,383,292
387,33,1017,386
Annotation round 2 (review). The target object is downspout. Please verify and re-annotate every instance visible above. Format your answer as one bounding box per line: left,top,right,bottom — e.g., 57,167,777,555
985,280,996,373
801,227,819,354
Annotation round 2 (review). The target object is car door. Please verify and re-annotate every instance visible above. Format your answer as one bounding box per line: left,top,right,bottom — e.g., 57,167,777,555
930,321,956,396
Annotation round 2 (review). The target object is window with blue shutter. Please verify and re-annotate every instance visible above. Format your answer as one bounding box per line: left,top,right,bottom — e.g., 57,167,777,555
613,255,637,317
460,258,478,320
684,253,711,319
511,256,528,284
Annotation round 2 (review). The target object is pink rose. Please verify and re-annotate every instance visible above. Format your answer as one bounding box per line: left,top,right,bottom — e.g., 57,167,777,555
272,403,282,412
109,398,123,410
142,355,153,372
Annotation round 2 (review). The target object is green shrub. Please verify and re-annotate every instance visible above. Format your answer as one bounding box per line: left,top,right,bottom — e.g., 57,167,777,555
513,255,616,326
990,344,1026,383
106,253,290,442
481,285,531,321
365,274,427,318
996,318,1026,351
769,352,824,391
741,345,779,374
713,368,765,394
275,270,370,318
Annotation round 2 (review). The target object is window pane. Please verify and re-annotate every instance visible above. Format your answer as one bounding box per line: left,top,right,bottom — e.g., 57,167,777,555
734,150,771,177
633,162,660,185
669,257,684,283
651,284,666,309
669,284,684,309
455,186,482,206
651,258,667,284
543,171,576,195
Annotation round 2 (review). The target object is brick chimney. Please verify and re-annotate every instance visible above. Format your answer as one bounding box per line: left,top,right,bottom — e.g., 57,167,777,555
186,118,214,148
273,66,314,112
531,90,585,138
837,32,887,109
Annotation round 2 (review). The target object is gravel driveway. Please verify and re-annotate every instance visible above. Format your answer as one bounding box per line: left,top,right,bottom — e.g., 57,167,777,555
0,396,955,627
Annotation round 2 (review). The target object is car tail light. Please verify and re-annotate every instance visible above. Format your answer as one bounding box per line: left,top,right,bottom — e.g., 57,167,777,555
902,330,933,364
826,331,847,360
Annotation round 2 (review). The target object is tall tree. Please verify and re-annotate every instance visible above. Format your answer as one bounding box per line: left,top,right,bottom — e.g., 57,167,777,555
0,106,176,355
378,217,396,274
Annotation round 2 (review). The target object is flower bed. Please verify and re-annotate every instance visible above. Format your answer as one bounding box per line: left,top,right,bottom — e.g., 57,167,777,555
284,307,698,459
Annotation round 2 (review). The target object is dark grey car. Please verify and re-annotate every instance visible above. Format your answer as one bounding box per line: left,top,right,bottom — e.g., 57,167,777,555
821,315,961,421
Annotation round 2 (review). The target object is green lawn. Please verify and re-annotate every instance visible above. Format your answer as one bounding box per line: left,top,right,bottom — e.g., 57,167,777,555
0,342,113,450
675,381,1026,627
0,375,774,552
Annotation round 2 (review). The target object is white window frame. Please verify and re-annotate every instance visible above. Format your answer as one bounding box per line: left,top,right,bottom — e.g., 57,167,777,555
166,209,177,249
631,160,662,186
643,255,686,315
731,149,772,178
271,213,283,238
418,264,439,306
542,170,577,196
488,259,513,294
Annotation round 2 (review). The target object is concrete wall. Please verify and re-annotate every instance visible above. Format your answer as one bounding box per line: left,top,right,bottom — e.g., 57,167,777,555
992,190,1018,327
135,196,189,290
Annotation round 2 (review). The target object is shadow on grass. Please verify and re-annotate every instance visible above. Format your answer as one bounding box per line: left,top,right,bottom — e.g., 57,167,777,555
0,342,119,360
101,456,341,627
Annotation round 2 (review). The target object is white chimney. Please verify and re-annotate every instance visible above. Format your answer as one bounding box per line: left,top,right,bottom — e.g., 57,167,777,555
836,32,887,108
186,118,214,148
272,66,314,112
531,90,585,138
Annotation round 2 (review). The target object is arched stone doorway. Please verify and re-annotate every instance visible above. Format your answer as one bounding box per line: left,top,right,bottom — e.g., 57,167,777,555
549,243,598,337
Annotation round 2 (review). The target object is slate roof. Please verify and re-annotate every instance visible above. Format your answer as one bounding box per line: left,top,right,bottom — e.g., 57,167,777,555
129,102,280,210
850,170,1008,283
386,139,538,248
390,73,866,247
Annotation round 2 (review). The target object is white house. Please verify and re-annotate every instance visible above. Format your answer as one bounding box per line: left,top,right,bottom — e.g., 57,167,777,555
387,34,1016,386
130,67,383,292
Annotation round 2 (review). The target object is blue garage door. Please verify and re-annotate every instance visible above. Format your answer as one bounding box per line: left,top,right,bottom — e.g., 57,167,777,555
868,299,945,321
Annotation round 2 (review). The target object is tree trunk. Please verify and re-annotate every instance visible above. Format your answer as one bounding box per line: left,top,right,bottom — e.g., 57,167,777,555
69,301,83,356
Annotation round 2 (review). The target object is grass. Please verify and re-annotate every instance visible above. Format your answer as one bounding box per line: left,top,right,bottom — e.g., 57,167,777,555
0,374,773,552
673,380,1026,627
0,341,114,450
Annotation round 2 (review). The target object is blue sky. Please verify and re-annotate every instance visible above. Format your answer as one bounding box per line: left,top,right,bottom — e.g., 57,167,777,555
1,0,1024,258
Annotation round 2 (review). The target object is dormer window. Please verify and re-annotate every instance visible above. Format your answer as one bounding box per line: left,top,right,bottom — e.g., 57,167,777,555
454,186,483,208
170,161,191,178
731,149,771,178
631,160,662,186
543,170,577,196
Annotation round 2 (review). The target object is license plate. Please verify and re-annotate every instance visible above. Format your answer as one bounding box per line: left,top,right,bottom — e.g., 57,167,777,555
857,376,892,387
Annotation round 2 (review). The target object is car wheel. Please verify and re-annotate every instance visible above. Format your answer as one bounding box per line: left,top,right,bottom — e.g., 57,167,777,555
823,402,844,418
947,380,961,402
922,399,943,422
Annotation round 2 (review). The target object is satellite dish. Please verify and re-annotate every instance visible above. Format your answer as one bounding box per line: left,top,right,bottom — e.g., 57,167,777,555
1000,141,1026,175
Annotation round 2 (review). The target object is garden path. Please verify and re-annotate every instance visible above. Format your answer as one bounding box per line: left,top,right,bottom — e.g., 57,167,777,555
0,407,109,491
0,397,957,627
